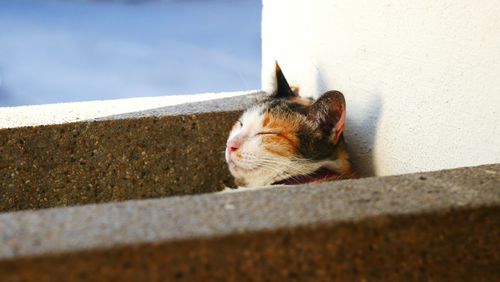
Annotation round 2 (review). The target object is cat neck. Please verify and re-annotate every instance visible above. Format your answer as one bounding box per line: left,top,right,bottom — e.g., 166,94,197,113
272,167,346,185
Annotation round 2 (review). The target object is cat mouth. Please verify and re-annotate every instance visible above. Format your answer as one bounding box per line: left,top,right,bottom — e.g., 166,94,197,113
227,160,261,173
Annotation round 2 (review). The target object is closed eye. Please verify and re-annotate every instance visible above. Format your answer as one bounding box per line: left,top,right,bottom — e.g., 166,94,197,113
256,131,280,136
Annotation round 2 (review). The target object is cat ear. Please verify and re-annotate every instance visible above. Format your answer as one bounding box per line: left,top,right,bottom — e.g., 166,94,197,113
307,90,346,144
271,61,297,99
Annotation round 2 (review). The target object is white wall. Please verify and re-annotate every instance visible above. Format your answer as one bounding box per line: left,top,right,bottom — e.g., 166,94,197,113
262,0,500,176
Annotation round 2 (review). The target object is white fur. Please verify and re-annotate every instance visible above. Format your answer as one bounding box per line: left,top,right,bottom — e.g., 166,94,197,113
225,106,342,188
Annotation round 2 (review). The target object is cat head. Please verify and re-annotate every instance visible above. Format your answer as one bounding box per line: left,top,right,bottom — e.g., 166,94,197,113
225,63,351,187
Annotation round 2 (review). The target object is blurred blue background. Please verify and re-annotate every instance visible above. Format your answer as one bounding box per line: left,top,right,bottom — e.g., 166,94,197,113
0,0,261,106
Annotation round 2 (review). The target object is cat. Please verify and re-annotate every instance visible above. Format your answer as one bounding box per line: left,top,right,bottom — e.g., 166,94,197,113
225,63,353,188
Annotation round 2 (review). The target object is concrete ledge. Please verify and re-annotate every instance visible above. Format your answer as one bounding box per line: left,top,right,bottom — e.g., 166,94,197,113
0,91,257,129
0,92,261,212
0,164,499,281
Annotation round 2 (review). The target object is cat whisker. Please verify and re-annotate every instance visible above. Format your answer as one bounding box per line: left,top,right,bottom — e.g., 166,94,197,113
242,159,308,180
247,158,309,174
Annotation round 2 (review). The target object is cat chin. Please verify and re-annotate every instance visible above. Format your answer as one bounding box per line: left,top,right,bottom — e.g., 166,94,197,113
228,161,258,173
236,178,274,188
232,173,272,186
234,177,248,187
230,168,276,188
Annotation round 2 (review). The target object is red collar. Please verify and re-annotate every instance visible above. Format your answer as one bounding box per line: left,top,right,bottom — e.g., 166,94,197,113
272,167,341,185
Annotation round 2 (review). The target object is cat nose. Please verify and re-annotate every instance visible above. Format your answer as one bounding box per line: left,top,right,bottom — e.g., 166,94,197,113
226,140,240,152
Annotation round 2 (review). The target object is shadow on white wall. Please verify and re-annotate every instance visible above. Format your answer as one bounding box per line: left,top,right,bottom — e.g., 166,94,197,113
261,0,500,176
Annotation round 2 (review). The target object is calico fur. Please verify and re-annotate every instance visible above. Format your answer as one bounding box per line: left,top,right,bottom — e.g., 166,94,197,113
225,63,353,187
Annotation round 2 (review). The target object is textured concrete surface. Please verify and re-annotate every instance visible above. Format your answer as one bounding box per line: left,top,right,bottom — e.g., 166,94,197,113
0,93,260,212
0,164,499,281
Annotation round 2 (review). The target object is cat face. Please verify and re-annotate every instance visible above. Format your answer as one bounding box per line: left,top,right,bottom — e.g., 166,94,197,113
225,63,351,187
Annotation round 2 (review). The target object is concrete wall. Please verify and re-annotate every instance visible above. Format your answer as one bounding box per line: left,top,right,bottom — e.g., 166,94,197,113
1,164,499,281
0,92,260,212
262,0,500,176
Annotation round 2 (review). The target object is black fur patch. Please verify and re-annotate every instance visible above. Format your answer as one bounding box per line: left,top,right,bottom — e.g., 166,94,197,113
258,97,340,161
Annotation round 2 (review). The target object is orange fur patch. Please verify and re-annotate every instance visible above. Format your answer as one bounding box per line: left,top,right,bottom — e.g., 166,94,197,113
265,114,297,133
262,115,270,127
262,114,300,157
264,136,296,157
